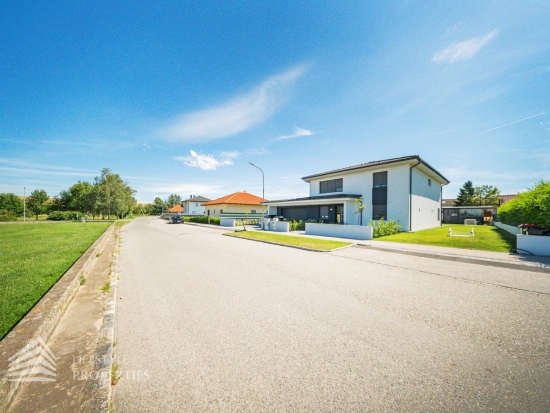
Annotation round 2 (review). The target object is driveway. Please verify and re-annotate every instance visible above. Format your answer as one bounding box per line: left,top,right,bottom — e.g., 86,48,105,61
113,217,550,412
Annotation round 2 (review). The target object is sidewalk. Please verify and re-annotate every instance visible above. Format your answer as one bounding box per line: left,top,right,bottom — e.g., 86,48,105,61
244,227,550,269
7,229,119,412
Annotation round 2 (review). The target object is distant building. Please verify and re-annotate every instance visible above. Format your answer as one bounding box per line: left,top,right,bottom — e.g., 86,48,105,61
499,194,517,206
182,195,211,215
202,192,268,217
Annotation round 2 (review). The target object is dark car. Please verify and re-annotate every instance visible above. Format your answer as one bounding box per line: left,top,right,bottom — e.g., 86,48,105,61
169,216,183,224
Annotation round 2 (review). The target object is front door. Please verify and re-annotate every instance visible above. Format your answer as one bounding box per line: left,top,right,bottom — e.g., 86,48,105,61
336,205,343,224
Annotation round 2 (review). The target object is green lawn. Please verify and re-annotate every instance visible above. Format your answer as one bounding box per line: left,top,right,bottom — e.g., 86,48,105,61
376,224,516,252
226,231,352,251
0,222,111,339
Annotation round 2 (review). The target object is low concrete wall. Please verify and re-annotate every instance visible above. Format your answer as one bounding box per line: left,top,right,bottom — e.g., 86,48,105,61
220,218,236,227
0,224,114,412
494,222,521,235
270,221,290,232
305,223,373,240
517,234,550,256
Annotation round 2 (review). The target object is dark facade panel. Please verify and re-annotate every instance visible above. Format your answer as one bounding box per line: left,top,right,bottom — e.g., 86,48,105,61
373,171,388,187
372,187,387,205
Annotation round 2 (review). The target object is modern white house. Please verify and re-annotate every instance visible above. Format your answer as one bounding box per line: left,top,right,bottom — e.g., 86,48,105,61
266,155,449,232
182,195,211,215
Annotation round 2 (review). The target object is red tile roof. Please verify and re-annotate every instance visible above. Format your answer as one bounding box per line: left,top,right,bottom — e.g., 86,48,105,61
166,204,183,213
202,192,268,206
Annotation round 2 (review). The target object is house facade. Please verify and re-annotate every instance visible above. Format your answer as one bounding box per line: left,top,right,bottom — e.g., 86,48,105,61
202,192,268,217
182,195,211,215
267,155,449,232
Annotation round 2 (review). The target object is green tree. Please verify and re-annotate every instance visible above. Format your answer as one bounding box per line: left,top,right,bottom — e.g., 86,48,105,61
165,194,182,208
27,189,50,220
355,197,366,225
94,168,136,219
151,197,166,215
454,181,475,206
55,181,94,213
0,193,24,217
473,185,501,206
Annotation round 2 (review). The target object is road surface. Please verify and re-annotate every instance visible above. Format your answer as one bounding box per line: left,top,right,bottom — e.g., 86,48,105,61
113,217,550,412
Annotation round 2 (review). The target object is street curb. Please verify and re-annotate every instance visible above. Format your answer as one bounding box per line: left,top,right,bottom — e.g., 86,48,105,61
223,233,354,253
0,223,115,413
81,226,121,413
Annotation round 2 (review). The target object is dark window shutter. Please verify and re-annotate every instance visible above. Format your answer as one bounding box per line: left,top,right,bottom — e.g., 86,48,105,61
373,171,388,187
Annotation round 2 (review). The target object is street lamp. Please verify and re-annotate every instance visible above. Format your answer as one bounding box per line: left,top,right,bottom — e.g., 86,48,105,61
23,187,26,223
248,162,265,217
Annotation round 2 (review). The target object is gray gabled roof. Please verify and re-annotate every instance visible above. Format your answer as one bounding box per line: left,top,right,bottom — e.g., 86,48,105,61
301,155,449,184
183,196,211,202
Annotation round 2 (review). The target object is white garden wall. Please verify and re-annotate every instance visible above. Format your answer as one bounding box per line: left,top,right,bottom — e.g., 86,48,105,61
493,222,521,235
305,223,373,240
516,235,550,256
220,218,236,227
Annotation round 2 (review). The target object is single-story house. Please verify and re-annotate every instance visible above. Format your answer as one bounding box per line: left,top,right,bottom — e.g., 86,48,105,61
165,204,184,213
202,192,269,217
182,195,211,215
266,155,450,232
442,205,495,224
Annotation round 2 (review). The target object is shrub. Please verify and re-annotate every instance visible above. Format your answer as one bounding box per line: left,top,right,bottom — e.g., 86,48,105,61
498,180,550,229
0,209,15,222
186,216,220,225
289,220,305,231
366,218,402,238
47,211,81,221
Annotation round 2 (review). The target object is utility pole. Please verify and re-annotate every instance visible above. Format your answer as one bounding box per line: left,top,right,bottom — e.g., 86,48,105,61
248,162,265,217
23,187,26,222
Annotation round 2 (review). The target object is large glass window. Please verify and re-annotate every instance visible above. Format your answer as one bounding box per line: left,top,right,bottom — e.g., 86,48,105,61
320,178,343,193
460,209,482,217
373,205,387,220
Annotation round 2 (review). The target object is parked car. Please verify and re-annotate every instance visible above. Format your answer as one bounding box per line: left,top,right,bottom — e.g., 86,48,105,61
169,216,183,224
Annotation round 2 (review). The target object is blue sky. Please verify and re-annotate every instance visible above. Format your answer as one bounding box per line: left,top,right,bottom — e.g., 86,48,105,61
1,1,549,202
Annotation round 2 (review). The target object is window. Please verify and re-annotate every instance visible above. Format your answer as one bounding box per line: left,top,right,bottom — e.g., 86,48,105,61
373,205,387,220
372,171,388,220
195,203,198,206
220,209,223,214
214,209,216,214
251,210,256,213
319,178,343,193
437,208,440,220
428,179,432,186
373,171,388,188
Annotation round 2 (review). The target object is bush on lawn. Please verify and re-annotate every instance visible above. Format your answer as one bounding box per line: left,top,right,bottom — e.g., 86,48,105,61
498,180,550,229
366,218,402,238
47,211,81,221
186,216,220,225
0,209,16,222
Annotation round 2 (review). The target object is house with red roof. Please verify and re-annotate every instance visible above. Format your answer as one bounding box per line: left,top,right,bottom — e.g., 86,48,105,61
202,191,268,217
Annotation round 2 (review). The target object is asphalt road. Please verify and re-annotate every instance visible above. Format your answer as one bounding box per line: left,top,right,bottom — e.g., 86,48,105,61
113,217,550,412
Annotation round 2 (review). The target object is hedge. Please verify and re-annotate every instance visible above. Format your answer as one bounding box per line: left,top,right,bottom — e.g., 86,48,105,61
497,181,550,228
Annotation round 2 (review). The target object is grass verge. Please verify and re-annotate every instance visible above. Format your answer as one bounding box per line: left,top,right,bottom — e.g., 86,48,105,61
376,224,516,252
226,231,352,251
0,222,111,339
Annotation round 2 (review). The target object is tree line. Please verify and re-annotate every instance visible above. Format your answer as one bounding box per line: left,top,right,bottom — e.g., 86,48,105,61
454,181,501,206
0,168,136,221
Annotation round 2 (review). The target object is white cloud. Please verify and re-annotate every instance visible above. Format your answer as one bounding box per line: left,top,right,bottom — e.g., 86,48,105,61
432,30,499,64
159,64,307,142
175,150,234,171
245,148,269,155
276,126,315,140
220,151,240,159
